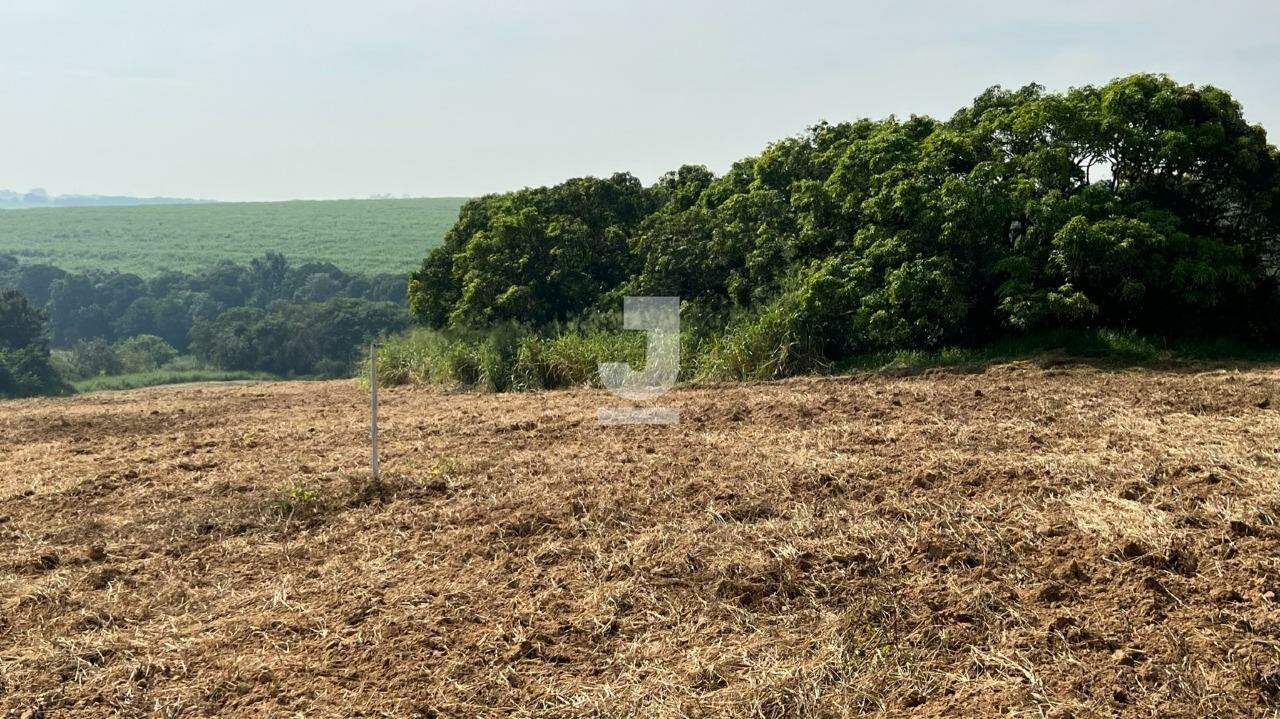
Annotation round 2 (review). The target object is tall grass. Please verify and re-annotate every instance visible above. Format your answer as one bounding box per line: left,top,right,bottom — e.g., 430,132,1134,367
697,296,831,381
366,324,647,392
367,323,1280,392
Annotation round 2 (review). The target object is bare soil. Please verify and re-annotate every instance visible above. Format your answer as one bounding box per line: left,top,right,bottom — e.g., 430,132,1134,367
3,362,1280,718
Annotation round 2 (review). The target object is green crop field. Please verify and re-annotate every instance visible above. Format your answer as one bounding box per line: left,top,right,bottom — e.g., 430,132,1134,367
0,197,467,275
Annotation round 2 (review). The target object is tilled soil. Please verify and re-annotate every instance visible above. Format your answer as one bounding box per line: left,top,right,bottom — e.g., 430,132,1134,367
2,362,1280,718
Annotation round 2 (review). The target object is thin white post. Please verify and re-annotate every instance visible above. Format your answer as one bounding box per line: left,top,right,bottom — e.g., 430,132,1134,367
370,342,379,480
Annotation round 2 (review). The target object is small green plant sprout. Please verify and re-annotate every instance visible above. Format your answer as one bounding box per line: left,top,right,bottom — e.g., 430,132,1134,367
269,478,325,522
428,455,456,478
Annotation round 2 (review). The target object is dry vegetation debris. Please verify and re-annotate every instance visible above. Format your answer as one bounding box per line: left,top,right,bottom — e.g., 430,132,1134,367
2,361,1280,717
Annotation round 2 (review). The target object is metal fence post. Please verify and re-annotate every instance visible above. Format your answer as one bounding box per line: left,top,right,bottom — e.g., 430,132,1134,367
370,342,379,481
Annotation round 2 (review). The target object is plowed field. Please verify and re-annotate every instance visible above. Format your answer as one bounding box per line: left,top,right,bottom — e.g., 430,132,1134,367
3,362,1280,717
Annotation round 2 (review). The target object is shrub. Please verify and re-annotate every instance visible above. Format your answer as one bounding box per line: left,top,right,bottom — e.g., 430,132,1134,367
702,293,829,381
368,328,453,386
115,334,178,373
68,338,122,378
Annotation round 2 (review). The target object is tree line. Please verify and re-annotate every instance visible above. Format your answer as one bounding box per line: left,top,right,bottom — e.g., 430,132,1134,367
0,252,408,396
408,74,1280,380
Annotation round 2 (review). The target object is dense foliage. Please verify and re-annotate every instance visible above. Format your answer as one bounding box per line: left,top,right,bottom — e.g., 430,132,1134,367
0,289,67,397
410,174,655,327
189,298,407,376
1,252,409,380
0,197,465,275
409,75,1280,380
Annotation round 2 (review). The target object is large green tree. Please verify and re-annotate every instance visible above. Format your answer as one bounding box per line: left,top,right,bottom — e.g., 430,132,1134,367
409,173,657,326
407,74,1280,367
0,289,68,397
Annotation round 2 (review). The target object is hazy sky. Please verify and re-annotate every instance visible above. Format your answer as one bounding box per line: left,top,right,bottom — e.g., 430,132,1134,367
1,0,1277,201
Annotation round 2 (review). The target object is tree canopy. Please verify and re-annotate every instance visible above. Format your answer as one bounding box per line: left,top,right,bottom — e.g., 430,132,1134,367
0,289,67,397
0,252,411,382
408,75,1280,374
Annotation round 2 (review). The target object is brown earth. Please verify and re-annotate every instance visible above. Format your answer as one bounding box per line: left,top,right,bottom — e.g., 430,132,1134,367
2,362,1280,718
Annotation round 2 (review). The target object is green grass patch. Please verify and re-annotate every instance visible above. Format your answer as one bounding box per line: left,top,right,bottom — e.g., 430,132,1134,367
73,368,277,393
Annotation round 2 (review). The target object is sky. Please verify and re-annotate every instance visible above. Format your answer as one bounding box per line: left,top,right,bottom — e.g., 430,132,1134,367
1,0,1277,202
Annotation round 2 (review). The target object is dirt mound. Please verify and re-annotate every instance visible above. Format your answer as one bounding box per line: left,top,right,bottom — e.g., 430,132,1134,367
2,362,1280,717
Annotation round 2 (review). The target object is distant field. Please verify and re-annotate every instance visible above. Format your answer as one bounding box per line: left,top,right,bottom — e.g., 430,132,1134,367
0,197,467,275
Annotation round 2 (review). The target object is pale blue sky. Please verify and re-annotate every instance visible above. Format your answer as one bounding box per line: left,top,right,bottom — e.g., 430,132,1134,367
1,0,1277,201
